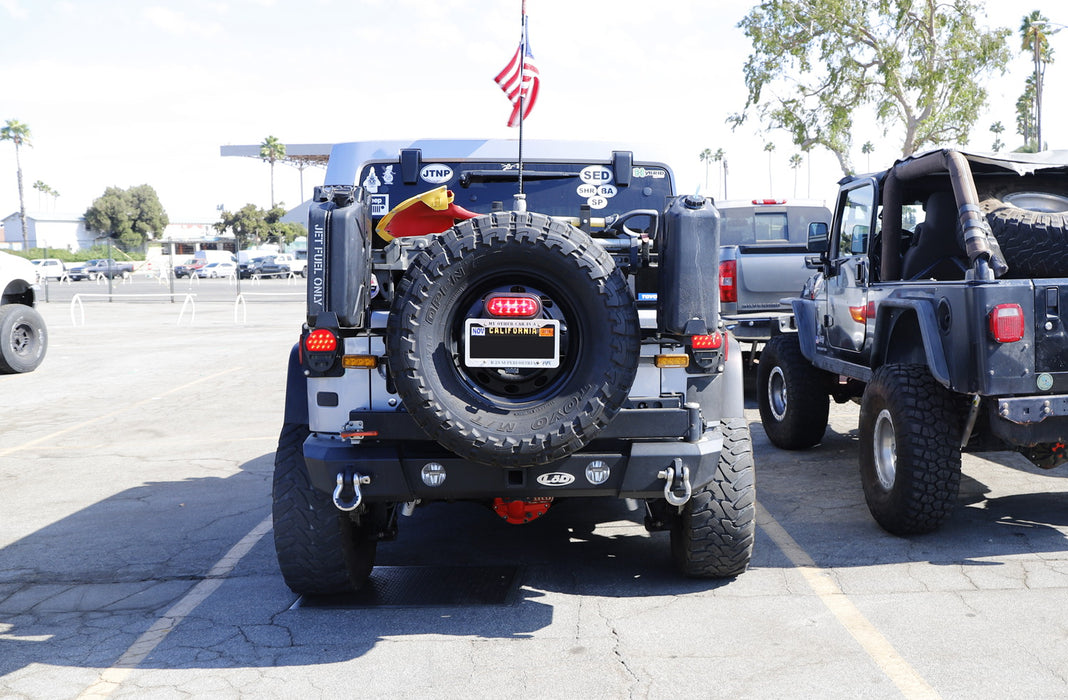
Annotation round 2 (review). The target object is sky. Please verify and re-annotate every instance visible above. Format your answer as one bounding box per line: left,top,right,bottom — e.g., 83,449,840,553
1,0,1065,228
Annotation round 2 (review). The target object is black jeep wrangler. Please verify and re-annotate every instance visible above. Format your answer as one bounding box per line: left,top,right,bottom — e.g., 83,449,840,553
758,149,1068,535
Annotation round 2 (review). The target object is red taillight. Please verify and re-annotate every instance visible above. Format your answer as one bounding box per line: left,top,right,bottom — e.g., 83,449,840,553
988,304,1025,343
752,199,786,205
692,332,723,350
719,260,737,303
485,294,541,318
305,328,338,352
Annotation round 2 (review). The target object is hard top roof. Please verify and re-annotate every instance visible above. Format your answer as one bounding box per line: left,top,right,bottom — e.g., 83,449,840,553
323,139,671,187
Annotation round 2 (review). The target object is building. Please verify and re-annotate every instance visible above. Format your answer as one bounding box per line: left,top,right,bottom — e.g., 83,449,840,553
1,212,93,251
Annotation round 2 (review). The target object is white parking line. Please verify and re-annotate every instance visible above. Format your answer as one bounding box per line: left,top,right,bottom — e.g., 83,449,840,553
756,502,940,699
0,368,243,458
77,514,273,699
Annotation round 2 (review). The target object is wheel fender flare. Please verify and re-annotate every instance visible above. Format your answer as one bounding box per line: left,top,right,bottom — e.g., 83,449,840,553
282,343,309,425
871,299,950,387
789,298,819,362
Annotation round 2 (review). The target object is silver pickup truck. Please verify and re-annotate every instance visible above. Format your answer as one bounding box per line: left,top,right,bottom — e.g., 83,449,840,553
716,199,830,357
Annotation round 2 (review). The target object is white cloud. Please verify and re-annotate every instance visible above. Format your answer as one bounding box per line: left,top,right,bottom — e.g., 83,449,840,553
0,0,27,19
142,6,221,38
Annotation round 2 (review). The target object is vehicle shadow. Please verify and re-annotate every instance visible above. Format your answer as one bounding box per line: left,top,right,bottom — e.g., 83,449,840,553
749,415,1068,570
0,452,730,680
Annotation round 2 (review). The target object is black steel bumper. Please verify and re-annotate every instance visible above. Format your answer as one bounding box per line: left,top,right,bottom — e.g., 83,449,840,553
301,429,725,503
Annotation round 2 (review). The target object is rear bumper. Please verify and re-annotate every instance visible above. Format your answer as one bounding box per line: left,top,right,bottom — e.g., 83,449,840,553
723,312,795,342
989,396,1068,445
302,429,724,502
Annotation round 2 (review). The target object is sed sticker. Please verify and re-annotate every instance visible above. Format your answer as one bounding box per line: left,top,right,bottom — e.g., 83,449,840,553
579,165,613,185
370,194,389,216
420,163,454,184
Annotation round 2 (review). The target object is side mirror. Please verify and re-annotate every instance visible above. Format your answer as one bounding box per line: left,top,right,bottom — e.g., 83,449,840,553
807,222,829,254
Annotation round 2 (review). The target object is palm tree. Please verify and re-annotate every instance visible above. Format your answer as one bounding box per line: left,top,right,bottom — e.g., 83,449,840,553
789,154,803,197
698,148,713,192
259,135,287,207
990,121,1005,152
712,148,725,199
1,119,31,248
764,142,776,195
861,141,875,171
1020,12,1058,151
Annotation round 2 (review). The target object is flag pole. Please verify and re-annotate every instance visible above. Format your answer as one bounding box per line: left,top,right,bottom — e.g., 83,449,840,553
517,0,527,200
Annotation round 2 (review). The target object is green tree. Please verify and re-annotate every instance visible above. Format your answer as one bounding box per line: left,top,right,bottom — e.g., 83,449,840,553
1020,11,1058,151
733,1,1011,175
260,135,286,208
789,153,803,197
216,202,304,248
1,119,32,248
764,142,776,194
699,148,713,192
1015,74,1037,150
861,141,875,172
32,180,59,211
990,120,1005,152
84,184,169,250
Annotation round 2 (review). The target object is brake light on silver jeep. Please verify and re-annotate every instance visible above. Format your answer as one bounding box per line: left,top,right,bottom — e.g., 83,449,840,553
485,293,541,318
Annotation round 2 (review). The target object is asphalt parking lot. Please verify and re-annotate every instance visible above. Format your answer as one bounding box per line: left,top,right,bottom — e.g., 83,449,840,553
3,278,1068,698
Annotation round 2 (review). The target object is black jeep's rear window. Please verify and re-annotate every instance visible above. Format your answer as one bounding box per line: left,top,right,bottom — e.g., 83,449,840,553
358,160,674,231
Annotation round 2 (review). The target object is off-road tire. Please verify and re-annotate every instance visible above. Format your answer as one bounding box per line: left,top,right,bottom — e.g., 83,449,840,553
0,303,47,374
387,212,640,467
757,333,830,449
272,422,376,595
858,364,962,535
670,418,756,578
979,180,1068,278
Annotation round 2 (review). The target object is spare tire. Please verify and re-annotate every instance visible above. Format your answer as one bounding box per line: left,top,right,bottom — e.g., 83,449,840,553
387,212,640,468
979,180,1068,278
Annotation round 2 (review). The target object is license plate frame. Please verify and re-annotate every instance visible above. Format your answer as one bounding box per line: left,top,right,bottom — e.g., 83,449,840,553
464,318,560,368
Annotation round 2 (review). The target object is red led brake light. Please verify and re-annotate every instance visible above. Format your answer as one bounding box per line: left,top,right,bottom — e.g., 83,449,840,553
305,328,338,352
752,199,786,205
692,332,723,350
988,304,1025,343
485,294,541,318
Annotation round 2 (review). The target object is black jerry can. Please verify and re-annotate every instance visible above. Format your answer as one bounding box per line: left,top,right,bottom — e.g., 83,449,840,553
307,186,372,328
658,194,721,335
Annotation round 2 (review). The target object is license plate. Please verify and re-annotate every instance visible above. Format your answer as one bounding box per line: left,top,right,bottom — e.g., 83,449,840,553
464,318,560,368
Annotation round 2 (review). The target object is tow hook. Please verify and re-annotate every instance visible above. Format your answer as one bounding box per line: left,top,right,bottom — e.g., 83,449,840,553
658,459,692,507
333,472,371,512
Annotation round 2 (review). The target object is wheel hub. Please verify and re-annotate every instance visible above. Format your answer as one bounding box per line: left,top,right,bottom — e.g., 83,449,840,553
873,408,897,490
1003,191,1068,213
11,322,32,357
768,366,788,421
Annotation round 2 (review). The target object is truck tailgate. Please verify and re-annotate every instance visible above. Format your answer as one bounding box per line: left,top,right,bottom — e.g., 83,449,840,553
735,245,811,311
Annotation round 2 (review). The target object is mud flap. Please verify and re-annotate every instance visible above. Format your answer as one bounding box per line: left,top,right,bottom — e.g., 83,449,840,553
307,185,372,328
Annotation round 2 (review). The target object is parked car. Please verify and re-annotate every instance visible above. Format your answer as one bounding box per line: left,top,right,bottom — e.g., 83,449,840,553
197,261,237,278
239,256,268,279
84,259,134,279
31,258,67,281
173,258,205,279
0,251,47,373
67,259,103,281
251,255,291,278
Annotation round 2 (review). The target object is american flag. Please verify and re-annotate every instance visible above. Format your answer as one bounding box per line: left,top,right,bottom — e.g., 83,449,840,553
494,13,540,128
